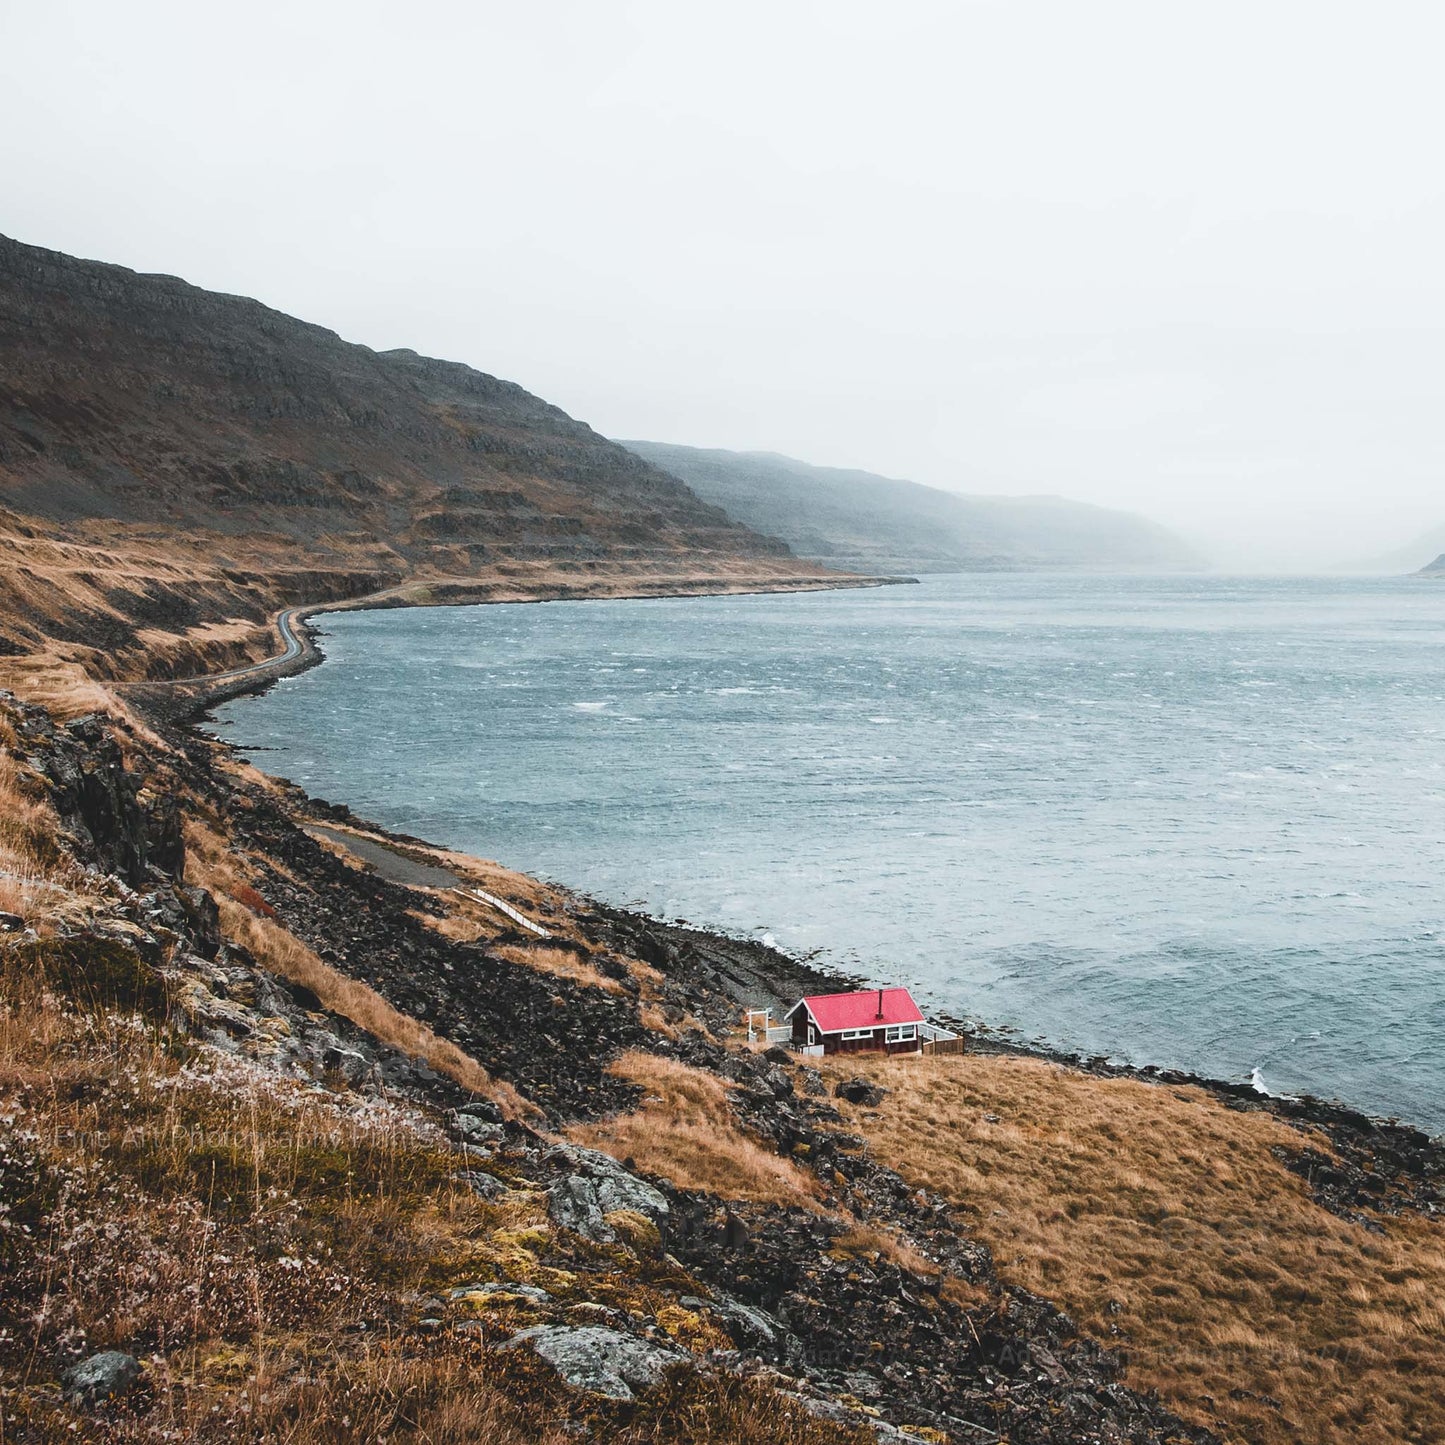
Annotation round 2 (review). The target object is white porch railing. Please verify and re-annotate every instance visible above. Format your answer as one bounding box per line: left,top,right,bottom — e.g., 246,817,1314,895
746,1009,795,1044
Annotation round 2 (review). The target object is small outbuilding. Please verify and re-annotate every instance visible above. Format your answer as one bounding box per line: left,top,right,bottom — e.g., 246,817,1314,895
784,987,925,1056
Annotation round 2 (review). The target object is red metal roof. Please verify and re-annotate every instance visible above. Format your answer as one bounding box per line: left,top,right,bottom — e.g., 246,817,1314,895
792,987,924,1034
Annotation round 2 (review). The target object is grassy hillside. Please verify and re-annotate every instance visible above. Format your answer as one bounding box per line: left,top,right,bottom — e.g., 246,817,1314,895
0,684,1221,1444
620,442,1202,575
828,1052,1445,1445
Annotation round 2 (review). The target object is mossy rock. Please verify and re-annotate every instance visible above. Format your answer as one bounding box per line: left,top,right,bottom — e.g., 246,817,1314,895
489,1225,552,1279
494,1226,550,1252
533,1266,579,1296
604,1208,662,1256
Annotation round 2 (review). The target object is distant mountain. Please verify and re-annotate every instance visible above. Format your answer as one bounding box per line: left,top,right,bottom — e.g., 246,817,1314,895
621,443,1202,574
1420,554,1445,576
1354,524,1445,575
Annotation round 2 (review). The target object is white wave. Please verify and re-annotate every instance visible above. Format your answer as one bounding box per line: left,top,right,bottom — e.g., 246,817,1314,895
1250,1067,1300,1101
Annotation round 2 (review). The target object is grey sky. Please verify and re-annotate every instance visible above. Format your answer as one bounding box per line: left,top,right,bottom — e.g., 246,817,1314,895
4,1,1443,567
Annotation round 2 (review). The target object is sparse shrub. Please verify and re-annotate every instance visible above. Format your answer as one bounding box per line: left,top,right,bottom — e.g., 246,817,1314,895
9,935,169,1016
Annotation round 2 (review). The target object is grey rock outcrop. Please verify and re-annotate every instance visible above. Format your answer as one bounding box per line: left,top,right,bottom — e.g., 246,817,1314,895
61,1351,141,1408
501,1325,685,1401
456,1169,508,1198
679,1293,781,1349
548,1173,612,1241
545,1144,670,1244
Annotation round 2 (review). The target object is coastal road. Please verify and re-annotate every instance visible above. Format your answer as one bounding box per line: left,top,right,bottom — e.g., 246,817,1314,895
203,605,309,687
141,569,868,698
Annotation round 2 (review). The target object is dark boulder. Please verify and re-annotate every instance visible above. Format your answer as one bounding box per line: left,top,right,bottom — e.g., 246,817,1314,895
835,1076,887,1107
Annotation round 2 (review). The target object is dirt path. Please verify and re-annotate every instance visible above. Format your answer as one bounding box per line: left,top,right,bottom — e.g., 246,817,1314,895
305,822,461,890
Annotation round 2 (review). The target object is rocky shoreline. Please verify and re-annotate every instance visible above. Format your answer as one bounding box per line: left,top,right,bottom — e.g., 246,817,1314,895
4,685,1223,1442
175,591,1445,1216
124,571,913,725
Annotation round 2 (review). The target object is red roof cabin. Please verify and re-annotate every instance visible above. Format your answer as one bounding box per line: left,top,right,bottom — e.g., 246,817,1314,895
785,987,925,1056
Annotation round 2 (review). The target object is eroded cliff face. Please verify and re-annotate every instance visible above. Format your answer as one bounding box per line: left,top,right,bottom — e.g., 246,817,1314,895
0,234,817,675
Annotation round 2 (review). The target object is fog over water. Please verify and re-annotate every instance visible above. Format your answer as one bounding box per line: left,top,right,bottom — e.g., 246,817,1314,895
214,576,1445,1129
7,3,1445,567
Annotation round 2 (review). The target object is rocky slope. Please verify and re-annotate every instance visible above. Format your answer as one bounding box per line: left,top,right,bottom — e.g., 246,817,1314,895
8,662,1445,1442
0,235,848,681
0,685,1232,1443
620,442,1202,575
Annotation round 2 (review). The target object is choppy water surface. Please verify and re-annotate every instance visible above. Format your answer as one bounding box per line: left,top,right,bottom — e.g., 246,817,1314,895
213,575,1445,1129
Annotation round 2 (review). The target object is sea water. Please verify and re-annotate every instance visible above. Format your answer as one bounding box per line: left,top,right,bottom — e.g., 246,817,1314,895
211,574,1445,1130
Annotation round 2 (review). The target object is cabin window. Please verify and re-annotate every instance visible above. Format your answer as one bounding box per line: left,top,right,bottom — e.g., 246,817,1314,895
885,1025,917,1042
840,1028,874,1040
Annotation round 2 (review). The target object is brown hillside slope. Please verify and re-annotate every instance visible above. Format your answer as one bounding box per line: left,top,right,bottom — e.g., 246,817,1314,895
828,1052,1445,1445
0,233,841,682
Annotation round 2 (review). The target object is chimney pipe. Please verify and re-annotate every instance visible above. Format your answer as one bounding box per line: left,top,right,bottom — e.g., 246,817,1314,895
876,987,884,1020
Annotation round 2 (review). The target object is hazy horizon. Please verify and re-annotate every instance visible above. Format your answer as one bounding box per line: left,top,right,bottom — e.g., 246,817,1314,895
5,1,1444,571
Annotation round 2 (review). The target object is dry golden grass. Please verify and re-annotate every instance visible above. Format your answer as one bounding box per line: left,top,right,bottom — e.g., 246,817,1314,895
826,1051,1445,1445
829,1223,941,1280
413,905,490,943
0,527,293,688
571,1052,824,1208
494,940,626,995
0,745,80,927
639,1000,683,1038
214,894,536,1114
0,650,167,740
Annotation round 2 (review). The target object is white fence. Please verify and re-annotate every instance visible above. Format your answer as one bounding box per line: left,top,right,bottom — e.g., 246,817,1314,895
747,1009,795,1044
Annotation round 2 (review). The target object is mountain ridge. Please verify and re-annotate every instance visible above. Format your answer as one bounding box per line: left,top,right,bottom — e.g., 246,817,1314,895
0,234,849,685
620,441,1203,575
